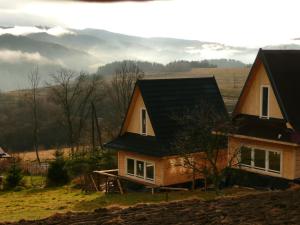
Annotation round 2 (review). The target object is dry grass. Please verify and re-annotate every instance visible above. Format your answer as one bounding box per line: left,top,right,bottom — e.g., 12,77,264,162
16,148,71,162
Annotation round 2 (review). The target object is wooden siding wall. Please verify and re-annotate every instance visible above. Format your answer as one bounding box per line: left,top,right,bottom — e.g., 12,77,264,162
118,150,228,186
118,150,164,186
122,87,155,136
236,60,283,119
295,149,300,178
228,136,299,180
162,150,228,186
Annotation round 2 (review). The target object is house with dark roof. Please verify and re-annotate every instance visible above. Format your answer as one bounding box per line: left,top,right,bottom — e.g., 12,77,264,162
229,49,300,180
0,147,10,159
106,77,228,186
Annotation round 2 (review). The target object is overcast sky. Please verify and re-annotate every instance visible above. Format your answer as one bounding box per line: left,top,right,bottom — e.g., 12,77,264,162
1,0,300,47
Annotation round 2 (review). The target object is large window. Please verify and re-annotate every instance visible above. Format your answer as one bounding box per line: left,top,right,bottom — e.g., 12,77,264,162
136,160,144,178
141,108,147,135
126,157,155,182
261,86,269,118
269,151,281,172
146,162,154,181
127,158,134,175
239,146,281,174
254,149,266,169
240,146,252,166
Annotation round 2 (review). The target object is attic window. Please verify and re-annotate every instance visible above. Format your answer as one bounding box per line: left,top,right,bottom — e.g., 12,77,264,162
260,86,269,118
141,108,147,135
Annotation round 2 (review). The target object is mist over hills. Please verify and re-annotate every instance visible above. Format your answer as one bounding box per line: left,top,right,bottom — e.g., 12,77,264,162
0,26,298,91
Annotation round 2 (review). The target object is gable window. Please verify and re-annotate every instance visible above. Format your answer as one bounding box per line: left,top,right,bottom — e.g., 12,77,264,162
261,86,269,118
239,146,281,174
141,108,147,135
126,157,155,182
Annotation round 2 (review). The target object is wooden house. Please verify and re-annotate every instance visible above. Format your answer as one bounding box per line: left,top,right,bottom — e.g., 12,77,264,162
0,147,10,159
229,49,300,180
106,77,228,186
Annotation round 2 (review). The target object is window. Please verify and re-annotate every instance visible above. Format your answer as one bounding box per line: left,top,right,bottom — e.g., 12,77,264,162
254,149,265,169
261,86,269,118
127,158,134,175
136,160,144,177
146,162,154,180
141,108,147,135
268,151,281,173
125,158,155,182
239,146,281,174
240,146,252,166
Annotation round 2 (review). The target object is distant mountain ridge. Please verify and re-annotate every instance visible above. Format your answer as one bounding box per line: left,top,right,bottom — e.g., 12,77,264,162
0,26,299,91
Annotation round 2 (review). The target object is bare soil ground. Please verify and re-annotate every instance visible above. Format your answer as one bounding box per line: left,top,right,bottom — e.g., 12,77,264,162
3,189,300,225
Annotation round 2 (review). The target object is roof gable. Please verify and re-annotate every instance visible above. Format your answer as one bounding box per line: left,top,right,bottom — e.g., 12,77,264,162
137,77,228,148
234,58,283,119
261,50,300,131
121,86,155,136
234,49,300,132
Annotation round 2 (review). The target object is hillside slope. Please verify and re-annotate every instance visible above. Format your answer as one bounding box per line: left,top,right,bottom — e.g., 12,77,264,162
4,189,300,225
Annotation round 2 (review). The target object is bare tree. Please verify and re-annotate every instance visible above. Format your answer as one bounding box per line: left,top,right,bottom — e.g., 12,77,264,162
172,104,239,193
48,69,101,156
106,61,144,135
28,65,41,164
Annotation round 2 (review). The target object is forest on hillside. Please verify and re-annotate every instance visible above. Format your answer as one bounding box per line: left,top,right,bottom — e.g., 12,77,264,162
97,59,247,75
0,59,248,153
0,61,144,152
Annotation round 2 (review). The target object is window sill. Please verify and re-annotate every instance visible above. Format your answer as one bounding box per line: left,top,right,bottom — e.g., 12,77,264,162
125,174,155,184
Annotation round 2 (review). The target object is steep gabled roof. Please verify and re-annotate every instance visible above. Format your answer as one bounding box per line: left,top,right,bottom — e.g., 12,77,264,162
106,77,228,157
234,49,300,132
137,77,228,147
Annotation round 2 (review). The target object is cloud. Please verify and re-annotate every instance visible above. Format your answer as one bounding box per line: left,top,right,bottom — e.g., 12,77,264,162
0,26,74,36
0,49,57,64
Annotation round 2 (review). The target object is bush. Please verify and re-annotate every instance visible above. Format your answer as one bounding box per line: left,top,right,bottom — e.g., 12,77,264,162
46,149,70,186
5,158,23,189
65,148,117,179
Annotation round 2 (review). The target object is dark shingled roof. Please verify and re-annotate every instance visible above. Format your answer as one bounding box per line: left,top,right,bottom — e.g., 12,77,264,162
104,132,164,157
106,77,228,157
234,114,299,144
233,49,300,144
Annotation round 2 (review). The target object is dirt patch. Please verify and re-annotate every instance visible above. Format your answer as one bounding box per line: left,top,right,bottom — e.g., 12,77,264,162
2,189,300,225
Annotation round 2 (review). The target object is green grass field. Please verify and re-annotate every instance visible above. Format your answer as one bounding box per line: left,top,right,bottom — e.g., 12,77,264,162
0,176,258,222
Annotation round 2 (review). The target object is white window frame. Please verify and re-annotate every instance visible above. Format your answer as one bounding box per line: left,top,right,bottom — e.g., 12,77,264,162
125,156,155,183
239,145,282,176
260,85,270,119
140,108,147,136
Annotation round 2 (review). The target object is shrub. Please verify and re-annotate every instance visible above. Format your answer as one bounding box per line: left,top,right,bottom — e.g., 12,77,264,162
65,148,117,189
46,149,70,186
5,158,23,189
65,148,117,179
